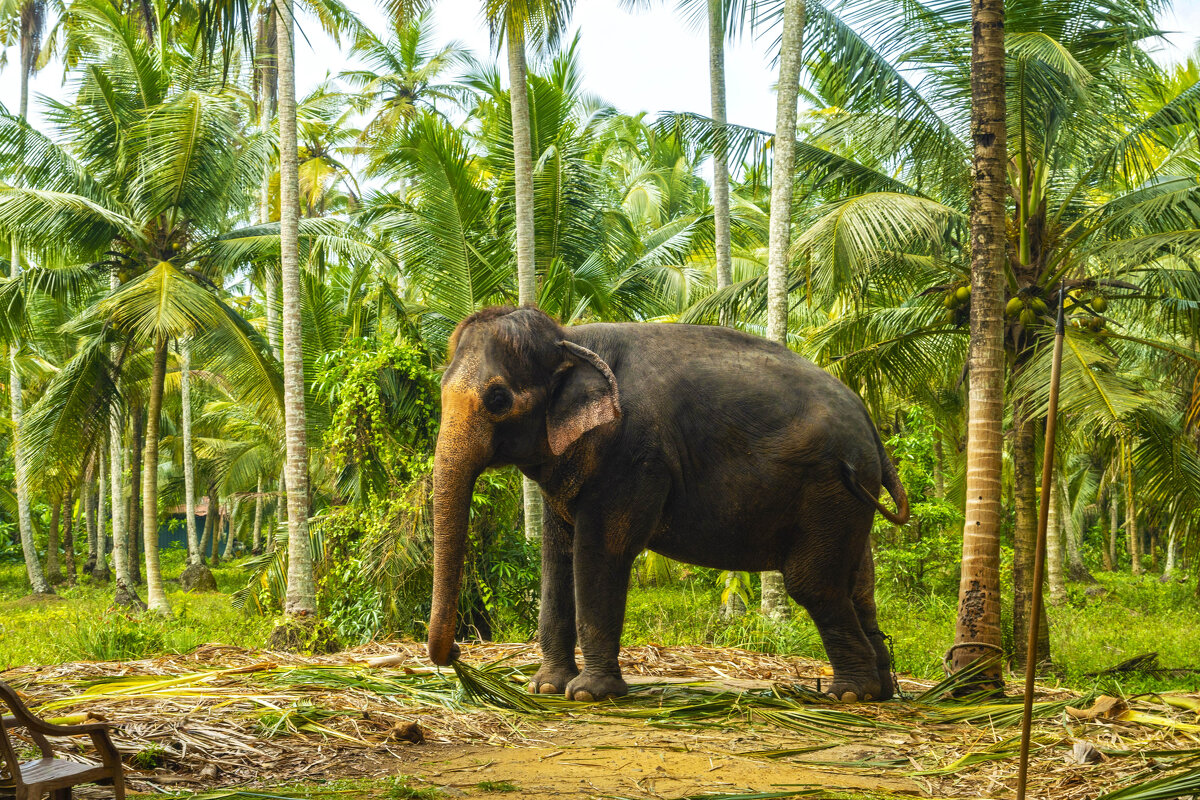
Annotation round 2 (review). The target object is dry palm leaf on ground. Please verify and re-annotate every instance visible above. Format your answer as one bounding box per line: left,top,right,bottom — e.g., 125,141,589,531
2,642,1198,799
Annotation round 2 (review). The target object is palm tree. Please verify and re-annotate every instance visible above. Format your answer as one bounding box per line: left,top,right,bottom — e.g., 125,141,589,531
484,0,575,543
180,339,202,566
0,1,280,611
275,0,316,621
341,10,467,151
760,0,805,622
1,0,52,595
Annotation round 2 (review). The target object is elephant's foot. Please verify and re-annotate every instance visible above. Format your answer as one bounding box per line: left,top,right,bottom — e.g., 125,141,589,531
528,663,579,695
826,674,884,703
565,671,628,702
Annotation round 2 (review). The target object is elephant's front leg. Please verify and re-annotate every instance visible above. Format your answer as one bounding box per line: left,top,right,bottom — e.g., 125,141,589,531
530,508,579,694
565,477,667,702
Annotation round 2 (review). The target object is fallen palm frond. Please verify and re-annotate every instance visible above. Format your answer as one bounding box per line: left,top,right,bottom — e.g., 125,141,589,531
1093,766,1200,800
1,640,1196,800
923,694,1089,726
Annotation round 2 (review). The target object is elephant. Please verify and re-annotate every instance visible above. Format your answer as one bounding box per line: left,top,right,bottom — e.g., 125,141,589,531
427,306,909,702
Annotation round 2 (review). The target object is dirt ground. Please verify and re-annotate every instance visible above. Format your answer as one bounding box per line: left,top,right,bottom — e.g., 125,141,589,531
3,642,1198,800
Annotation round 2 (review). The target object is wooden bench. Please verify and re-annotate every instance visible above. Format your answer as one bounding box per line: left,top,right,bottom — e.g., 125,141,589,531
0,682,125,800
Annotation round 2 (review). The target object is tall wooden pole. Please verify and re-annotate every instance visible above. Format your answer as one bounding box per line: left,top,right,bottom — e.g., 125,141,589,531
1016,284,1066,800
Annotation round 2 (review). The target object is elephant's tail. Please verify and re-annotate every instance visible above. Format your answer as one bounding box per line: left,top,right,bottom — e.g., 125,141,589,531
840,432,911,526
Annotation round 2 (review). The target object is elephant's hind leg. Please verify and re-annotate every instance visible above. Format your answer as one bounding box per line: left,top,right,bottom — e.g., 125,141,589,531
851,546,894,700
530,508,580,694
782,517,883,702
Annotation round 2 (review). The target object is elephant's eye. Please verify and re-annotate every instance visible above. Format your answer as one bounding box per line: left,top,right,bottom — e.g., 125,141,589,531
483,385,513,415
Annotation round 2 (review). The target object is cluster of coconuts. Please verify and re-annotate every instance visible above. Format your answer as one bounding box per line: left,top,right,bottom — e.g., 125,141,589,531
1004,291,1109,331
941,285,971,324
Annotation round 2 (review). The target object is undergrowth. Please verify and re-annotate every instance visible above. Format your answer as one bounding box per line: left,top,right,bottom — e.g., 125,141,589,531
2,537,1197,698
622,569,1200,694
0,548,271,669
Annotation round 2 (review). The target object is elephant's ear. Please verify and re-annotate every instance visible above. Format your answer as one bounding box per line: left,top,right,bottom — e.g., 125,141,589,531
546,340,621,456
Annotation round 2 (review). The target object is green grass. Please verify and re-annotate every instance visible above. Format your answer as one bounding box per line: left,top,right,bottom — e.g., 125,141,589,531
3,541,1198,698
0,546,272,669
623,570,1200,694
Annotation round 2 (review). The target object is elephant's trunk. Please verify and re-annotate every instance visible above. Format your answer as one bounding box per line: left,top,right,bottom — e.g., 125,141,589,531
427,395,489,666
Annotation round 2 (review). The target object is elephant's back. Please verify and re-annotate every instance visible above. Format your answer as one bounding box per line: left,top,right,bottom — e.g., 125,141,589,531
569,321,880,472
567,321,853,410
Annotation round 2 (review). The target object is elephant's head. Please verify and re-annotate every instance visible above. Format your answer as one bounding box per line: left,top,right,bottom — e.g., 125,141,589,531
427,306,620,666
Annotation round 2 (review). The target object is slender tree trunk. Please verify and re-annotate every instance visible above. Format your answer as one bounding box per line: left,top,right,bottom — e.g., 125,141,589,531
1060,471,1094,583
94,451,109,581
950,0,1007,691
1011,404,1049,667
10,28,52,597
211,500,223,565
45,500,62,585
223,499,240,560
1149,525,1159,571
141,337,170,612
253,475,265,554
709,0,732,293
259,4,280,358
1109,489,1120,570
1125,444,1140,576
760,0,805,622
505,21,545,545
84,475,98,576
1047,474,1066,605
1163,519,1177,577
128,405,144,586
180,339,201,565
62,487,77,586
201,487,216,564
277,0,316,617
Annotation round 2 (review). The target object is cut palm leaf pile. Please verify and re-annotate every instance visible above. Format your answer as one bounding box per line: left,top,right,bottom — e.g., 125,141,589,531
2,641,1198,800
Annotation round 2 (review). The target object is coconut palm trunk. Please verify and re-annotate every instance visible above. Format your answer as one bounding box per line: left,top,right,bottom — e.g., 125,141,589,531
277,0,316,617
506,20,545,543
1109,489,1120,569
223,499,240,560
1163,519,1177,577
252,475,264,554
45,500,62,584
1061,472,1093,583
10,7,51,595
85,470,98,575
1046,475,1066,604
180,339,201,564
949,0,1007,691
94,449,110,580
128,405,144,586
1124,443,1140,575
709,0,732,292
62,487,76,586
109,407,128,584
141,337,170,612
1011,404,1049,668
760,0,805,622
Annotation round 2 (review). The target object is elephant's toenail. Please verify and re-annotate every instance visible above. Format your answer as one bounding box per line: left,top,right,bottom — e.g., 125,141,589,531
573,690,595,702
539,683,558,694
840,691,858,703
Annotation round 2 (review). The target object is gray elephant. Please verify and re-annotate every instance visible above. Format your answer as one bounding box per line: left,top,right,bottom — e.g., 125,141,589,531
427,306,909,702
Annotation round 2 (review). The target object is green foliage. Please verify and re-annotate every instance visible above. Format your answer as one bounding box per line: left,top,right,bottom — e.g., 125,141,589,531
0,555,271,668
875,408,963,596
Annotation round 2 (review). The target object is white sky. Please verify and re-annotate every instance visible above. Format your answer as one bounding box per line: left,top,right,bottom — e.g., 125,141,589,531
3,0,1199,138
